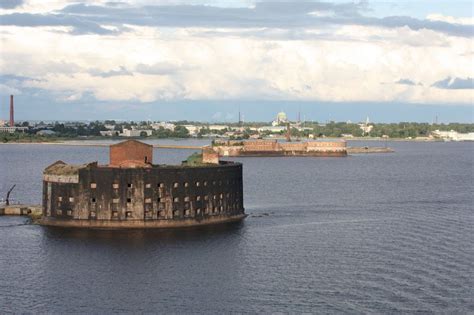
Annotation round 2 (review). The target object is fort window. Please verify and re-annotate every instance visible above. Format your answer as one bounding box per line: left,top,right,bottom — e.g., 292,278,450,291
113,183,119,189
184,196,190,202
145,211,152,217
145,198,152,204
127,198,132,203
213,195,217,200
90,211,96,218
173,182,179,188
145,183,151,188
184,182,189,188
112,211,118,218
157,211,163,217
204,181,208,186
226,193,230,198
212,181,216,186
220,193,223,199
158,183,164,188
213,207,218,213
90,183,97,189
184,203,190,210
220,206,224,211
184,209,190,216
69,197,74,202
58,196,62,202
196,196,201,201
173,210,180,217
112,198,119,204
204,195,209,201
173,197,179,202
126,211,132,217
91,197,96,203
196,181,200,187
67,210,72,216
157,197,161,203
56,210,62,215
127,183,133,188
196,209,201,215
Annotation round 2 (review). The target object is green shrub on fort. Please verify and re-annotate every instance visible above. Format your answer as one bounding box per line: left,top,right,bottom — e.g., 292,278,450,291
183,152,204,166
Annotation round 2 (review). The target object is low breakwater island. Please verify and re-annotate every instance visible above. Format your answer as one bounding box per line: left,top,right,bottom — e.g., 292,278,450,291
0,138,395,154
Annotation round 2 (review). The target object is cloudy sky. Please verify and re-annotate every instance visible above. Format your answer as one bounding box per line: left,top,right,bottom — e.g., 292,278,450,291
0,0,473,122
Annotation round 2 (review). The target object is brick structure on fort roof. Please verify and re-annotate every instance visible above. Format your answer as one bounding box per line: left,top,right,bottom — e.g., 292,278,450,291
202,146,219,164
110,140,153,167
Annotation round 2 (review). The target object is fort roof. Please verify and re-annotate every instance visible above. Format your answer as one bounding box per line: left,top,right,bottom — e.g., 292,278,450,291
43,161,93,175
43,140,225,174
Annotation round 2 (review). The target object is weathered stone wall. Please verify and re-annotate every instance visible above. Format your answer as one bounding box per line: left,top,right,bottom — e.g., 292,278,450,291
43,162,244,224
243,140,279,152
213,141,347,156
306,141,346,152
43,174,79,183
213,146,243,157
279,142,306,151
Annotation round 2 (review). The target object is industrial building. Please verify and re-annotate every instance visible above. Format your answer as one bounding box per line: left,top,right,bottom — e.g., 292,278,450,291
0,95,28,133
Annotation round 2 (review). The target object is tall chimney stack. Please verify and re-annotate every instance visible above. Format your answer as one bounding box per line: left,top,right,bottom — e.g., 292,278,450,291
9,95,14,127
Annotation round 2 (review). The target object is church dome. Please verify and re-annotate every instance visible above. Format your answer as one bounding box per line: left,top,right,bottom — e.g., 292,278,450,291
277,112,287,121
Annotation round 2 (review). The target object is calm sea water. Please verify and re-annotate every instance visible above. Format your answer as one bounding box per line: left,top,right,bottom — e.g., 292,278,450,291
0,141,473,313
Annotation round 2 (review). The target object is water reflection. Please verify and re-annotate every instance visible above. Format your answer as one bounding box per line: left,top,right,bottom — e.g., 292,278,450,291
42,221,246,247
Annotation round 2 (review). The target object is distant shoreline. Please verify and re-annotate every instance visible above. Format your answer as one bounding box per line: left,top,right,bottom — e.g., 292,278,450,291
0,137,447,147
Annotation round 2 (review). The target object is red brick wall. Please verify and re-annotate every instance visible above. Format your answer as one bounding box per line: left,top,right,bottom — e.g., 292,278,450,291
280,143,306,151
307,141,346,148
243,140,278,152
110,140,153,166
202,147,219,164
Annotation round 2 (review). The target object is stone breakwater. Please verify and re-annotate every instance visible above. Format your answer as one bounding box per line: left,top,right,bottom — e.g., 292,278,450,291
0,204,42,217
347,147,394,154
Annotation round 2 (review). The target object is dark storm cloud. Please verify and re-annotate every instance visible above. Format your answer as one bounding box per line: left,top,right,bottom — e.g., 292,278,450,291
90,66,133,78
0,74,32,82
0,0,23,9
395,79,422,86
395,79,415,85
0,12,119,35
0,1,472,38
135,63,195,75
432,77,474,90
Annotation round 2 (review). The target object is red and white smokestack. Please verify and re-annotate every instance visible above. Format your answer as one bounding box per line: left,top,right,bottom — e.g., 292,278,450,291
9,95,14,127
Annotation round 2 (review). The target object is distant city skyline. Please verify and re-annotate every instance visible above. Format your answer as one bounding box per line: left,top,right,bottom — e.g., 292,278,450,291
1,95,472,123
0,1,473,122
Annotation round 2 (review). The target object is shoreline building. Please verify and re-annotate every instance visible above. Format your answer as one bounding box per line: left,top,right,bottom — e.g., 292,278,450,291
0,95,28,133
431,130,474,141
40,140,246,229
